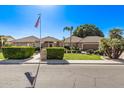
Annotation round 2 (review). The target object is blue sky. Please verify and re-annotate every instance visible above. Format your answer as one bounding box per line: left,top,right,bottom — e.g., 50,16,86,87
0,5,124,39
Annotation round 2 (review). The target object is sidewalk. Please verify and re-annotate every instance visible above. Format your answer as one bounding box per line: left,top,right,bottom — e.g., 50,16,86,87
0,53,124,65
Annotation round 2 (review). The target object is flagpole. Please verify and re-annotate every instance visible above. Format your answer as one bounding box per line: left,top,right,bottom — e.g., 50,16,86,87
39,13,42,59
32,13,41,88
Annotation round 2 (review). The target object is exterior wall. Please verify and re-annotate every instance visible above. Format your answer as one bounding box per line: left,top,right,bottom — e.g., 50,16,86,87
14,42,38,47
41,42,60,48
64,42,82,49
13,41,61,48
13,41,100,50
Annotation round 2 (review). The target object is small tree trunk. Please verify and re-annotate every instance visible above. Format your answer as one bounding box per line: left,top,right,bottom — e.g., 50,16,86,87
70,30,72,53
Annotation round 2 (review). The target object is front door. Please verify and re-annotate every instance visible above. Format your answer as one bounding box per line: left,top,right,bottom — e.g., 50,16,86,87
49,43,53,47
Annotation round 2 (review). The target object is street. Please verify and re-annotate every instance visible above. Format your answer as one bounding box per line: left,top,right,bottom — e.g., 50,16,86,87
0,64,124,88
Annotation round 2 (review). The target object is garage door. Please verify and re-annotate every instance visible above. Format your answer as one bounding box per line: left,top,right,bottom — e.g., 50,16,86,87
83,44,99,50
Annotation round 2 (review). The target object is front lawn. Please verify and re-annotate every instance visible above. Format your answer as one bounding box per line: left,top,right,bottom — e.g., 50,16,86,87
0,53,4,60
64,53,102,60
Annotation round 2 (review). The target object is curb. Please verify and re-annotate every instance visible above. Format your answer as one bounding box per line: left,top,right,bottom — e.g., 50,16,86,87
0,62,124,65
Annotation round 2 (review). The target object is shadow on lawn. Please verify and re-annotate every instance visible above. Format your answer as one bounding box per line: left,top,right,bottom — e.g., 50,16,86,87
46,60,70,65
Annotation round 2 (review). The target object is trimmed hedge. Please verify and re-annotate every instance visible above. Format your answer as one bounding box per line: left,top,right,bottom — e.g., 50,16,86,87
2,46,35,59
47,47,64,59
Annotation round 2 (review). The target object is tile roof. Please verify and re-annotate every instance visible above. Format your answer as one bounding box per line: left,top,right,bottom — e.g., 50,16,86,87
64,36,83,43
81,36,103,43
12,36,39,42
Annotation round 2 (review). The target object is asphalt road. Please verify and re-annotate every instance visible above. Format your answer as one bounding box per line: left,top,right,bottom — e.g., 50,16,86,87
0,64,124,88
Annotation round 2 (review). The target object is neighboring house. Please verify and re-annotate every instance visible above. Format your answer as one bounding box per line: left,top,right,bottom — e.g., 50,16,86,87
11,36,39,47
64,36,83,49
0,35,15,47
64,36,102,50
6,36,15,45
81,36,102,50
6,36,15,41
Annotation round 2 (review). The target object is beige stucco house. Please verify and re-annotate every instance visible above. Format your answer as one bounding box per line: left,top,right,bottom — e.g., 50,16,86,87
11,36,61,48
0,35,15,46
64,36,83,49
11,36,39,47
11,35,102,50
41,36,61,47
81,36,102,50
64,36,102,50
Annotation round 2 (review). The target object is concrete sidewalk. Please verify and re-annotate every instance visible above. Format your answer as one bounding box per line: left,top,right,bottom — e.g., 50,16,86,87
41,59,124,65
0,53,124,65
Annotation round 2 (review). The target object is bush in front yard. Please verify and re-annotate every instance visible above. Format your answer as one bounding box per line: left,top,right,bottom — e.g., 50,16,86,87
47,47,64,59
94,50,104,55
2,46,35,59
86,49,94,54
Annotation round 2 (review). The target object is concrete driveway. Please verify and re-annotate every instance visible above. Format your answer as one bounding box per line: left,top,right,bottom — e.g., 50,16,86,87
0,64,124,88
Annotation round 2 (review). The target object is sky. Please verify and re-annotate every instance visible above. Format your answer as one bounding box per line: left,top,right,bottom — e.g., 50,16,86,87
0,5,124,39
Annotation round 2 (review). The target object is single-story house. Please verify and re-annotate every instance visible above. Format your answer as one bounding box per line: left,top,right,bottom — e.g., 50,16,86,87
11,36,61,48
40,36,60,47
11,36,39,47
11,35,102,50
64,36,102,50
0,35,15,46
64,36,83,49
81,36,102,50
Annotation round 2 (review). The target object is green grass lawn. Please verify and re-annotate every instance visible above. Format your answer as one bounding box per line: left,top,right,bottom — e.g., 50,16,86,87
0,52,4,60
64,53,102,60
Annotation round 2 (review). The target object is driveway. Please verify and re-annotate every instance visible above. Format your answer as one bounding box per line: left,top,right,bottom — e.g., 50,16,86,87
0,64,124,88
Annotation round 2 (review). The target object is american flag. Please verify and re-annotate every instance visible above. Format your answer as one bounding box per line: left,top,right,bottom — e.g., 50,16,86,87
35,16,40,28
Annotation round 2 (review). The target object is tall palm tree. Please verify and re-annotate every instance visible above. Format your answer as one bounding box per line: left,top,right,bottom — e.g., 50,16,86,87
62,36,65,47
63,26,73,50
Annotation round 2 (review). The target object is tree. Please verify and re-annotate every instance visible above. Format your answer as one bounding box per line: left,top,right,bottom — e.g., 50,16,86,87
109,28,123,39
63,26,73,50
0,35,7,48
100,28,124,59
73,24,104,38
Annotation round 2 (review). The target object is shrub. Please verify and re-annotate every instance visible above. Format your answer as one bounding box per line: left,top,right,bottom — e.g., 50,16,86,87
0,48,2,52
77,50,81,53
72,50,77,53
47,47,64,59
2,46,35,59
86,49,94,54
67,50,71,53
72,47,79,50
64,46,70,50
35,47,40,52
94,50,104,55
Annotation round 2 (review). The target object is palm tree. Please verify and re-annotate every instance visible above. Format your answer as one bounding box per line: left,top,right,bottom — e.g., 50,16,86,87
109,28,123,39
63,26,73,51
62,36,65,47
100,28,124,59
0,35,7,48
